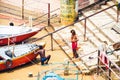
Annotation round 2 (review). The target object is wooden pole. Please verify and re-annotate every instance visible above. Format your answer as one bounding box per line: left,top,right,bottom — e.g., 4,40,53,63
51,33,53,51
48,3,50,26
12,46,15,58
84,19,86,41
97,50,100,75
108,61,111,80
22,0,24,19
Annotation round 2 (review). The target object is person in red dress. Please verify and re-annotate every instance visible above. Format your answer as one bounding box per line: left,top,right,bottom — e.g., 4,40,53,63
70,29,79,58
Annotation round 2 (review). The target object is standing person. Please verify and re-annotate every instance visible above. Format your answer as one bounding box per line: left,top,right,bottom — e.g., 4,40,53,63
70,29,79,58
38,45,51,65
99,41,108,52
99,41,108,69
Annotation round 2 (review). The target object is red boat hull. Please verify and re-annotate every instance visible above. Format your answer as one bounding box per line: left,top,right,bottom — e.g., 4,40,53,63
0,31,39,46
0,49,39,71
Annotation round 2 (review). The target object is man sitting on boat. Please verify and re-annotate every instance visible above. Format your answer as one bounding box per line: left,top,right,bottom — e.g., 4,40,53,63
38,45,51,65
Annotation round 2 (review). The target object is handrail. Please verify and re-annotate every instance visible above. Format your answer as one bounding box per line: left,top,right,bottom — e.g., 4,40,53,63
33,8,60,20
33,14,58,26
32,1,115,34
44,27,81,72
97,50,120,80
19,8,60,26
29,4,115,43
53,5,115,33
23,1,120,79
0,3,35,19
0,2,60,27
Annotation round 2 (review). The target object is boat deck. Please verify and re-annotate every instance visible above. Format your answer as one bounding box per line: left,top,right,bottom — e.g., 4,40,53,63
0,44,38,60
0,25,40,38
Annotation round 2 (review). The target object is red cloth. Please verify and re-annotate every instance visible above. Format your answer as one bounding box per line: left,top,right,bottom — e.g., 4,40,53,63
100,51,108,69
72,41,77,50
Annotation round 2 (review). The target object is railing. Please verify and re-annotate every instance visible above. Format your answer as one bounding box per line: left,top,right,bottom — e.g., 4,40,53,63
36,62,79,80
97,50,120,80
29,4,116,46
28,4,118,74
0,2,37,19
1,1,119,77
21,1,120,79
0,1,60,27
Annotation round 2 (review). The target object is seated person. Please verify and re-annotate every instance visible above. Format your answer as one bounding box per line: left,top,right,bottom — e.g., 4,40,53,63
38,45,51,65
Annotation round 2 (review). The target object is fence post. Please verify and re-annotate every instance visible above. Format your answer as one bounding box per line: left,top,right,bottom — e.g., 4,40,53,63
108,60,111,80
22,0,24,19
48,3,50,26
97,50,100,75
51,33,53,51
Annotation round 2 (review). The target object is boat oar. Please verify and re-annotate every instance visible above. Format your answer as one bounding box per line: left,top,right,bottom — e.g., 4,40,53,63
24,56,39,65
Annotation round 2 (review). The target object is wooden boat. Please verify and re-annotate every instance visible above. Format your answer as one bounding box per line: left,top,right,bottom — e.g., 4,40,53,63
0,43,45,71
0,25,43,46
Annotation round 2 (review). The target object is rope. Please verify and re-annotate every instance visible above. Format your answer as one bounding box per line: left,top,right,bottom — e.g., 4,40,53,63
24,56,39,65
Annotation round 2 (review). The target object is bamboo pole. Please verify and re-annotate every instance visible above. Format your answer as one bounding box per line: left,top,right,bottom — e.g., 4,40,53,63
22,0,24,19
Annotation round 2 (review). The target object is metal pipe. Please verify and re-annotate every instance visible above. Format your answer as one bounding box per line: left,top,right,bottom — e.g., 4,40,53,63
108,61,111,80
97,50,100,75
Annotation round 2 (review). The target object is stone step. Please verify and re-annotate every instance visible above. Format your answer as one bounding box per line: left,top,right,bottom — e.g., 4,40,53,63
83,10,118,43
52,0,120,76
75,61,90,74
101,5,117,21
103,28,120,42
84,20,108,42
74,23,97,47
75,22,101,47
82,13,114,45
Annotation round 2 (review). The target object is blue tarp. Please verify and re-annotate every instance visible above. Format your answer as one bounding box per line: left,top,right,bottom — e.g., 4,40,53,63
42,72,64,80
